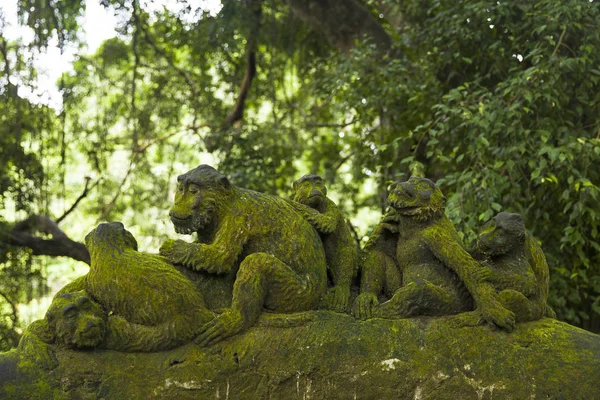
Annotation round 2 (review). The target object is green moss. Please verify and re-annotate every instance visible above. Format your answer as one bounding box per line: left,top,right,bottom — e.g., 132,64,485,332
4,314,599,399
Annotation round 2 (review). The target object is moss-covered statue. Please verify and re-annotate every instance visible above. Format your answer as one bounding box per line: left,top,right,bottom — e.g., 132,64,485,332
353,177,516,331
467,212,556,323
19,222,215,367
288,174,358,312
159,165,327,346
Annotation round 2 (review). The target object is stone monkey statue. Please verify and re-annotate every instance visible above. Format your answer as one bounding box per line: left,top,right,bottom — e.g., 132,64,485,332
18,222,217,367
159,165,327,346
469,212,556,322
353,177,516,331
289,174,358,312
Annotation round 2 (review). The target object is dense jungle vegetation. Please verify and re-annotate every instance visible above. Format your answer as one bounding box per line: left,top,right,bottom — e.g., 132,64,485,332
1,0,599,349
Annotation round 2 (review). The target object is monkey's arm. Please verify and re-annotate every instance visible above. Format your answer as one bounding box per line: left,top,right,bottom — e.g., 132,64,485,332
494,269,537,297
423,223,515,331
103,315,194,352
324,237,358,312
287,199,338,234
160,216,247,274
18,319,57,369
379,208,401,233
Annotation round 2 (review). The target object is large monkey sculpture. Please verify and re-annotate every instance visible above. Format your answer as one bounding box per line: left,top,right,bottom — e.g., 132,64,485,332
159,165,327,346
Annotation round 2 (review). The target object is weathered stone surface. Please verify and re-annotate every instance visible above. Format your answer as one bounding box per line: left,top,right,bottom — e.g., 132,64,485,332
1,313,599,399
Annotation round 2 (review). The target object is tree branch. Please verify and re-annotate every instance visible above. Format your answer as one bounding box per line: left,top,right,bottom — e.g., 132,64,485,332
223,0,262,128
4,216,90,265
0,290,18,325
55,177,100,224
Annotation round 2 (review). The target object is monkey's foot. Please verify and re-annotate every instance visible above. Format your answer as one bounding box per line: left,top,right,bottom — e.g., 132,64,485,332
448,311,484,329
322,286,350,313
352,292,380,320
195,309,244,347
480,302,516,332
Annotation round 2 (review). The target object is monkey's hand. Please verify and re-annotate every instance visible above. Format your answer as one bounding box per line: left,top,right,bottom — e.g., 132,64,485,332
323,285,350,313
352,292,379,320
159,239,196,268
471,265,494,284
380,211,400,233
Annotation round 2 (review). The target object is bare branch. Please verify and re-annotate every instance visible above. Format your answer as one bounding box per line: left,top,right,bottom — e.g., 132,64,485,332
0,290,18,325
97,157,137,223
4,216,90,265
55,177,100,224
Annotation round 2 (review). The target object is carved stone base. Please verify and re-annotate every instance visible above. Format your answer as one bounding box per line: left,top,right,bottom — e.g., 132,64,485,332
1,312,599,399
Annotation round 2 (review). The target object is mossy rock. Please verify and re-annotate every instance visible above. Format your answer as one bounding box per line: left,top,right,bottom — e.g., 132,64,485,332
1,313,599,399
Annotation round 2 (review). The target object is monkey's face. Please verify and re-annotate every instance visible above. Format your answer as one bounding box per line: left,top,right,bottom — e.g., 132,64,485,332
388,177,445,221
46,291,107,349
476,213,526,257
169,176,231,235
292,175,327,209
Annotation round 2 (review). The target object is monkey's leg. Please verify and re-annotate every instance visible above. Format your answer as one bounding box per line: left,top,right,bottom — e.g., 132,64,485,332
497,289,542,322
352,251,392,320
377,280,460,319
195,252,320,347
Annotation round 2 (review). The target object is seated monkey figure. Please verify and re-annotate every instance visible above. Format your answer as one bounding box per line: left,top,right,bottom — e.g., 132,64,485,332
289,174,358,312
159,165,327,347
354,177,515,331
470,212,555,322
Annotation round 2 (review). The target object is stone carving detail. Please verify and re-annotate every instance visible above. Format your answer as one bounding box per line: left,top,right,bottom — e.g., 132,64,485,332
19,222,216,367
159,165,327,346
18,169,557,363
289,174,358,312
469,212,556,322
353,177,517,331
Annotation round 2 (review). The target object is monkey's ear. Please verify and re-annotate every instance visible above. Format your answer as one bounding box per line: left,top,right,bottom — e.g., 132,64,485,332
219,175,231,188
43,313,57,343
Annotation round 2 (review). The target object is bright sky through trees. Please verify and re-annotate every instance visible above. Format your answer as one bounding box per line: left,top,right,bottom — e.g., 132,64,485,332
0,0,221,109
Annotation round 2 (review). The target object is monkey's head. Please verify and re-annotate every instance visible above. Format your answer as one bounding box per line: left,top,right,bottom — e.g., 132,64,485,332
46,291,107,349
476,212,526,257
292,174,328,209
169,164,233,235
85,222,138,258
387,177,445,221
